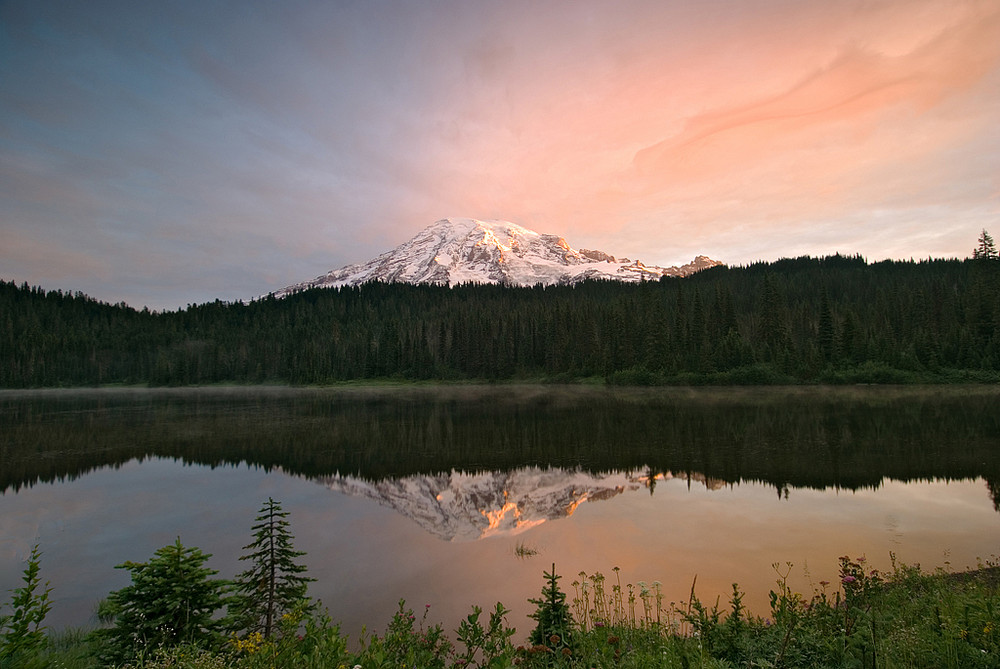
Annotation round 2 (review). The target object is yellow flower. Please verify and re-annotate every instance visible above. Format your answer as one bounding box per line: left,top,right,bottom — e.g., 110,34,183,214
231,631,265,654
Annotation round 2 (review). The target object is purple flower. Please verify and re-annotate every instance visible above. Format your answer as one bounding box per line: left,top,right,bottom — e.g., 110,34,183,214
842,575,857,585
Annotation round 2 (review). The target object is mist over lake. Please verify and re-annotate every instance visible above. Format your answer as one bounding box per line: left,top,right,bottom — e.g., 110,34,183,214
2,385,998,638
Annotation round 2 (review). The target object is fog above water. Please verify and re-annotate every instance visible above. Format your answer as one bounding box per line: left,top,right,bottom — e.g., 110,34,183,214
2,385,998,637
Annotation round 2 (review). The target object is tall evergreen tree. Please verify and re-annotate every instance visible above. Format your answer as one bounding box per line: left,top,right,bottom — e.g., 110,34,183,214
973,229,998,260
818,287,836,362
230,498,313,639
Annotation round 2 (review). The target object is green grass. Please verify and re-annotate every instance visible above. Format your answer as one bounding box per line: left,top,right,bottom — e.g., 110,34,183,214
514,541,540,559
7,556,999,668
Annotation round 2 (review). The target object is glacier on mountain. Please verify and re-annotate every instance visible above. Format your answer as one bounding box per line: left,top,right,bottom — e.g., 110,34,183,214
273,218,721,297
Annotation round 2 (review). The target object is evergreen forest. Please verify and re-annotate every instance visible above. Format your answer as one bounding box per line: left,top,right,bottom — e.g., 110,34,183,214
4,254,1000,387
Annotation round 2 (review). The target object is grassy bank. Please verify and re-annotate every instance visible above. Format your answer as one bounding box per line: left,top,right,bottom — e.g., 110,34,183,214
8,556,999,669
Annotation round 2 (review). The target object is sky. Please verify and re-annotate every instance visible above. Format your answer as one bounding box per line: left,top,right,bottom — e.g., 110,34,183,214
2,0,999,311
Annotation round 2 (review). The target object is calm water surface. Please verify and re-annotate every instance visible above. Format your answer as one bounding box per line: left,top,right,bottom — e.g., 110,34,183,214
1,385,998,640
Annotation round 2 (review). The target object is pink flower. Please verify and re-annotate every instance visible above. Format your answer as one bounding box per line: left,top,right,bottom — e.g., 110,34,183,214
842,575,857,585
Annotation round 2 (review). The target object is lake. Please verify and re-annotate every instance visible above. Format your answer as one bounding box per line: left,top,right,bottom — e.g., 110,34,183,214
1,385,998,641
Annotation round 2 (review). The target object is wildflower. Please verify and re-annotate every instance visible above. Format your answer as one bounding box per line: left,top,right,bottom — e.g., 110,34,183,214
842,575,857,585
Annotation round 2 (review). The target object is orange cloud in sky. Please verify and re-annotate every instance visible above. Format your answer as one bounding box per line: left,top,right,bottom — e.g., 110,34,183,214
3,0,999,307
633,4,1000,181
423,0,1000,264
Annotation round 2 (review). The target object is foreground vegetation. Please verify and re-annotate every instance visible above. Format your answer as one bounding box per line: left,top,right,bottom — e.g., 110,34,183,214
3,500,998,668
4,253,1000,387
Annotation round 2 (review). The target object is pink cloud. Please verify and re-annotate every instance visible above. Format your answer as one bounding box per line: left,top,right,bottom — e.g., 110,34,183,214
632,5,1000,183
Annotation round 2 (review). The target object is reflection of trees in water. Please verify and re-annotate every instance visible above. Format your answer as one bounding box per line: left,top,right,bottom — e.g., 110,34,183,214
2,387,999,511
988,479,1000,513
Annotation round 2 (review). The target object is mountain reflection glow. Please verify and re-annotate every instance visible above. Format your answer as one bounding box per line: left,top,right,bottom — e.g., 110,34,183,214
2,386,999,634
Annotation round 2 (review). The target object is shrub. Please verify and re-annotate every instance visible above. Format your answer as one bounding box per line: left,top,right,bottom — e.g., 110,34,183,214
92,538,229,664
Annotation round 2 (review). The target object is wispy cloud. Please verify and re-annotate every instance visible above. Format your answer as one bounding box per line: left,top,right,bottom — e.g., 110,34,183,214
1,0,998,308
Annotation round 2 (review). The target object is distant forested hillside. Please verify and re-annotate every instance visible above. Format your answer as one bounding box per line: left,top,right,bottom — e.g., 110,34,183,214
3,255,1000,387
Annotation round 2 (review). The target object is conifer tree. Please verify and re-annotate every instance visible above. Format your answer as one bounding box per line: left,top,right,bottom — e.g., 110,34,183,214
818,287,836,362
527,564,575,660
94,539,228,663
0,544,52,663
973,229,998,260
230,498,314,639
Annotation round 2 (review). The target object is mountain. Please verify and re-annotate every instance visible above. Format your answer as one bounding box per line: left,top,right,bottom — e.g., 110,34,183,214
316,467,635,541
273,218,721,296
314,467,726,542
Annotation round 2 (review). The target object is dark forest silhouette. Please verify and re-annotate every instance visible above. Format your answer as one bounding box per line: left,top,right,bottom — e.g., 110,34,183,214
4,253,1000,387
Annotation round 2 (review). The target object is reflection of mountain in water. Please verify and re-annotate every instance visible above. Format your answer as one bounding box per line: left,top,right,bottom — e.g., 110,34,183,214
318,467,645,541
3,386,1000,514
318,469,731,541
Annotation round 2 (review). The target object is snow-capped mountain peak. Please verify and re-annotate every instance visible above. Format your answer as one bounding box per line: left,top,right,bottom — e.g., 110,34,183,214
274,218,721,296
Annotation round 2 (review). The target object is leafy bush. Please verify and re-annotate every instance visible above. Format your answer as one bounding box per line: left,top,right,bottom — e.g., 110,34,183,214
453,602,516,669
355,599,453,668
